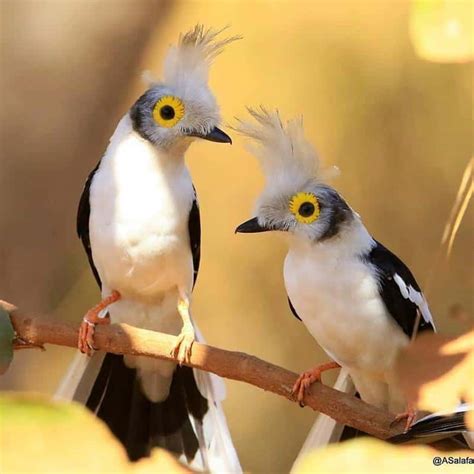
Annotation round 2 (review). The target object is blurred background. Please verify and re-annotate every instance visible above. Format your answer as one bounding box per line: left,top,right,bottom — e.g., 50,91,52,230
0,1,472,472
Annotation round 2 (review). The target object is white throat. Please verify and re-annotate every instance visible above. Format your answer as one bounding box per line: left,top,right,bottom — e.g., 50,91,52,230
109,114,187,170
288,216,375,261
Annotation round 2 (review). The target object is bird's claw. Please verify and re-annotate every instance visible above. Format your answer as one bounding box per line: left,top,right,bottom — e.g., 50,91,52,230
292,369,322,405
77,291,119,356
78,318,96,356
291,361,340,406
78,312,110,356
170,327,195,365
391,405,417,432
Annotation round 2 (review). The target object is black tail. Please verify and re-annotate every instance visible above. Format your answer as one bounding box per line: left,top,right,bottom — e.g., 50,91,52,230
389,410,471,445
339,411,471,446
86,353,209,462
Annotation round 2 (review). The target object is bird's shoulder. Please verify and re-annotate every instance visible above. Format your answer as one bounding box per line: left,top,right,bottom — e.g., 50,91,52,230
364,240,435,337
366,240,420,289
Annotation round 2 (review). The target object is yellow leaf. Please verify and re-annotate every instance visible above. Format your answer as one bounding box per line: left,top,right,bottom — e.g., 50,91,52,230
134,449,192,474
294,438,473,473
395,330,474,429
410,0,474,63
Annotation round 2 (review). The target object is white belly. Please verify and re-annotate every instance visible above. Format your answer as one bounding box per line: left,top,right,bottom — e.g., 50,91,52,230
85,116,198,401
88,116,195,304
283,243,408,380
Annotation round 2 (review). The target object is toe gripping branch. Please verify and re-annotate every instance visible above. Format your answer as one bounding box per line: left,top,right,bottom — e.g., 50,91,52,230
170,297,196,365
391,403,418,433
292,361,341,407
78,290,120,355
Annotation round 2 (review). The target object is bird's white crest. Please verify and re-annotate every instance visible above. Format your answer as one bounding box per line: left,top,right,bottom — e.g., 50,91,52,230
163,25,241,88
233,108,338,196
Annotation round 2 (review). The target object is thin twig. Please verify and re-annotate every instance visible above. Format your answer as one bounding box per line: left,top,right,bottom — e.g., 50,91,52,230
441,157,473,259
424,157,473,297
0,299,405,440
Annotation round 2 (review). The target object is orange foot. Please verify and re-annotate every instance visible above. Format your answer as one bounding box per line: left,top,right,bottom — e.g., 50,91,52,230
391,403,418,432
78,290,121,356
170,323,195,365
292,361,341,406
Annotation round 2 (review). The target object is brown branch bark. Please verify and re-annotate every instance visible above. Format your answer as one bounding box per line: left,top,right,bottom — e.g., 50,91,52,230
1,299,404,439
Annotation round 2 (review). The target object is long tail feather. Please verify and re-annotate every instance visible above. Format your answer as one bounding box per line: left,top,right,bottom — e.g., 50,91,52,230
55,331,241,472
54,351,105,403
191,323,241,472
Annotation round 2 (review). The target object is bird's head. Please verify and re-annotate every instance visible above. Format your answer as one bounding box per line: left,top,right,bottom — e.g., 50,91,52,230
234,108,353,243
130,25,240,151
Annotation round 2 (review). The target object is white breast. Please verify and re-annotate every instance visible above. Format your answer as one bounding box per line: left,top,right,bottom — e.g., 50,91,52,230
89,115,195,304
283,224,409,380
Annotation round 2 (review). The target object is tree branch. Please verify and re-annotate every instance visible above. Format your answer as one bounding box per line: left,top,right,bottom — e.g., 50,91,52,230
1,299,404,439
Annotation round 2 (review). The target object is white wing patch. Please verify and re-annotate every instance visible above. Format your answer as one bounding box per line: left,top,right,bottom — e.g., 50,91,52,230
393,273,435,330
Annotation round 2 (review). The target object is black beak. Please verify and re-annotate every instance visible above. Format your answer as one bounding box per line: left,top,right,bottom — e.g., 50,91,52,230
187,126,232,144
235,217,272,234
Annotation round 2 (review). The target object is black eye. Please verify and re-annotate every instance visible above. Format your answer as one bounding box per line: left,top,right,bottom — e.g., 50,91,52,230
160,105,175,120
298,202,315,217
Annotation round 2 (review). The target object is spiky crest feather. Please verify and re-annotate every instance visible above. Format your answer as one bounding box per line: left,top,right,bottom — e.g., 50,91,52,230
163,25,241,87
233,108,337,195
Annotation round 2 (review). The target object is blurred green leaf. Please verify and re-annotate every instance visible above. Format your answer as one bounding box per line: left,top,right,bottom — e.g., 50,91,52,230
410,0,474,63
0,308,14,375
0,393,193,473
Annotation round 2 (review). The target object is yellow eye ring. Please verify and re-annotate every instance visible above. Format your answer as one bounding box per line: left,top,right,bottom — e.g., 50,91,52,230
152,95,185,128
289,192,320,224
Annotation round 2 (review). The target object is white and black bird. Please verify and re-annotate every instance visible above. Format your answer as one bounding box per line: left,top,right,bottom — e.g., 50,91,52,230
55,26,241,472
234,108,472,447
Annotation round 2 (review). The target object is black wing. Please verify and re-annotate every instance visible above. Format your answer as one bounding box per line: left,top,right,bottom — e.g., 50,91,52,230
188,186,201,288
77,161,102,288
365,240,435,338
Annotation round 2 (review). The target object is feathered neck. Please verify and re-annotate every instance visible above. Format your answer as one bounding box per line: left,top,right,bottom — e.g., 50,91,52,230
288,215,375,260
